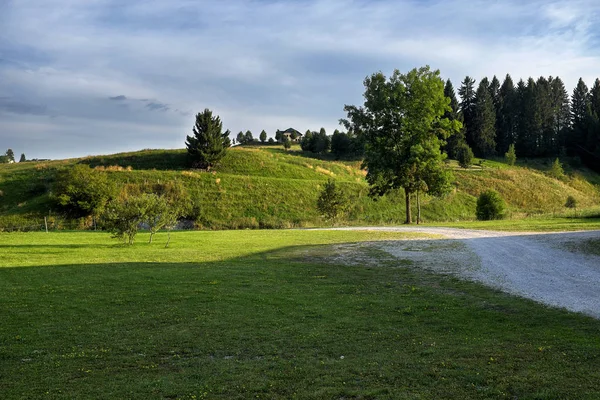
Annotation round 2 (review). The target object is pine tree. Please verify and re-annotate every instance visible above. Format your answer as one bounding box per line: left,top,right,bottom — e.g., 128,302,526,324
497,74,517,154
236,131,245,145
570,78,590,149
550,77,571,152
185,109,231,170
458,76,477,149
516,78,537,157
245,130,254,144
443,79,465,158
19,153,26,162
472,78,496,157
259,129,267,143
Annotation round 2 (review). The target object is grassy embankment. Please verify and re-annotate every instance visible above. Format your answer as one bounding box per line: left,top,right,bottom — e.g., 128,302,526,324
2,229,600,399
0,146,599,230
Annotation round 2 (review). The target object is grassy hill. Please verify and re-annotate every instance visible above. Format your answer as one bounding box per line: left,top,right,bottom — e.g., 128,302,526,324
0,145,599,230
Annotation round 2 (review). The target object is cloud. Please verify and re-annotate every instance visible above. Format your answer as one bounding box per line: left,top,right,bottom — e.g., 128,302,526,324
1,0,600,159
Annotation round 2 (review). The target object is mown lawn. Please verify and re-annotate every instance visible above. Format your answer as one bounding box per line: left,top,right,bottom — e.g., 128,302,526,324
1,230,600,399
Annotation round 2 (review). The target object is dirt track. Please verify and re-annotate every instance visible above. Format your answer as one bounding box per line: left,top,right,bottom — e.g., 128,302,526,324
328,227,600,319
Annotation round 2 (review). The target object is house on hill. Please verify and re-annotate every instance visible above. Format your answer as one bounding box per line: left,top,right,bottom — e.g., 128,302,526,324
276,128,302,142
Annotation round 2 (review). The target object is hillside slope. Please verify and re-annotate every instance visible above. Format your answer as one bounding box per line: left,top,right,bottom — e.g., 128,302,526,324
0,146,599,230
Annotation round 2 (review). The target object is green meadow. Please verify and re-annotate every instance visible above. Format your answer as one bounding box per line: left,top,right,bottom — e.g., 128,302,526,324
2,229,600,399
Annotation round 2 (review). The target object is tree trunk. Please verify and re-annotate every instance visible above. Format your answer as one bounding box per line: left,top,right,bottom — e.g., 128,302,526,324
149,232,154,244
405,189,412,224
165,231,171,248
417,190,421,225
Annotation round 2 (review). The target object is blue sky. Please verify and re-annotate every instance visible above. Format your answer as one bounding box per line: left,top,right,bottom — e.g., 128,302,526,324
1,0,600,159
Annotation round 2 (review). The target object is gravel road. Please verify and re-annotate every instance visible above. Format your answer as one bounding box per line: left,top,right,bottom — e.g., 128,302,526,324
327,227,600,319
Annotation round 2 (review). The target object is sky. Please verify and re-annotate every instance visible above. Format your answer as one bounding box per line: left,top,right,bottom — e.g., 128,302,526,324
1,0,600,160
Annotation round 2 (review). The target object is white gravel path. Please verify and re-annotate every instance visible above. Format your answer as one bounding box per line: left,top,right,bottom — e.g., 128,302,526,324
325,227,600,318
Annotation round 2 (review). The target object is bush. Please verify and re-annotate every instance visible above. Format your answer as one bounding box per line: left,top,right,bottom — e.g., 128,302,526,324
317,179,348,222
476,190,506,220
456,143,474,168
565,195,577,209
52,164,116,218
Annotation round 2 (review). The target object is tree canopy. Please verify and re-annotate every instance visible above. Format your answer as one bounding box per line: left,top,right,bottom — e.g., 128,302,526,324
342,66,460,224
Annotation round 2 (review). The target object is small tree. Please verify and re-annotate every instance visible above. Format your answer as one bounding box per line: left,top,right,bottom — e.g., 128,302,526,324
236,131,245,145
476,190,506,220
565,195,577,216
505,143,517,166
456,143,474,168
317,179,348,222
275,130,283,143
185,109,231,170
244,130,254,144
283,136,291,150
331,130,351,159
104,194,154,245
300,131,313,151
19,153,26,162
5,149,14,163
268,137,275,144
259,130,267,143
549,158,565,179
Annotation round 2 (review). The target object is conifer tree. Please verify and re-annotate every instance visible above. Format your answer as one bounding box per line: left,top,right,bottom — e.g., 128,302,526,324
458,76,477,149
550,77,571,152
185,109,231,170
497,74,517,154
5,149,14,163
472,78,496,157
443,79,465,158
570,78,590,149
19,153,26,162
259,129,267,143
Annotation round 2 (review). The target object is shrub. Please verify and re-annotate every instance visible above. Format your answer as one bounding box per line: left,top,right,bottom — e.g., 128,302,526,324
476,190,506,220
52,164,116,218
565,195,577,209
456,143,474,168
505,143,516,166
317,179,348,222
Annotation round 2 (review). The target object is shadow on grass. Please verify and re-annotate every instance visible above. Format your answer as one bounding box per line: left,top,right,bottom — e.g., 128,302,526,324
2,236,600,399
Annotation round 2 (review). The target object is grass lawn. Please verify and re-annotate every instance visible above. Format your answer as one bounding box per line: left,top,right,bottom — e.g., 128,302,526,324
1,230,600,399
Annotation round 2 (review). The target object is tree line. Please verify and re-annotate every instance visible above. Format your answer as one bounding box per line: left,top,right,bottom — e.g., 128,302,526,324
444,74,600,162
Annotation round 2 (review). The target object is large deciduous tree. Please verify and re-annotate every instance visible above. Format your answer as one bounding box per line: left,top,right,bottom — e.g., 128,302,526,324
185,109,231,170
342,66,460,224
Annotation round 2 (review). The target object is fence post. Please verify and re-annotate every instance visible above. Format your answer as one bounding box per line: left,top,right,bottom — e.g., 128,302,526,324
44,217,48,233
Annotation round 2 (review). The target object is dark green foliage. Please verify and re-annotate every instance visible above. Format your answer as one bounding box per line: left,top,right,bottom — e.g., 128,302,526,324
459,76,477,150
236,131,245,144
5,149,14,163
19,153,26,162
268,137,275,144
505,143,517,166
456,143,474,168
570,78,590,149
300,131,313,151
0,155,8,164
472,78,497,157
52,164,116,218
476,190,506,220
342,66,460,224
283,136,291,150
443,79,466,158
331,130,351,158
317,179,348,221
185,109,231,169
245,130,254,144
565,195,577,209
259,130,267,143
497,74,517,155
